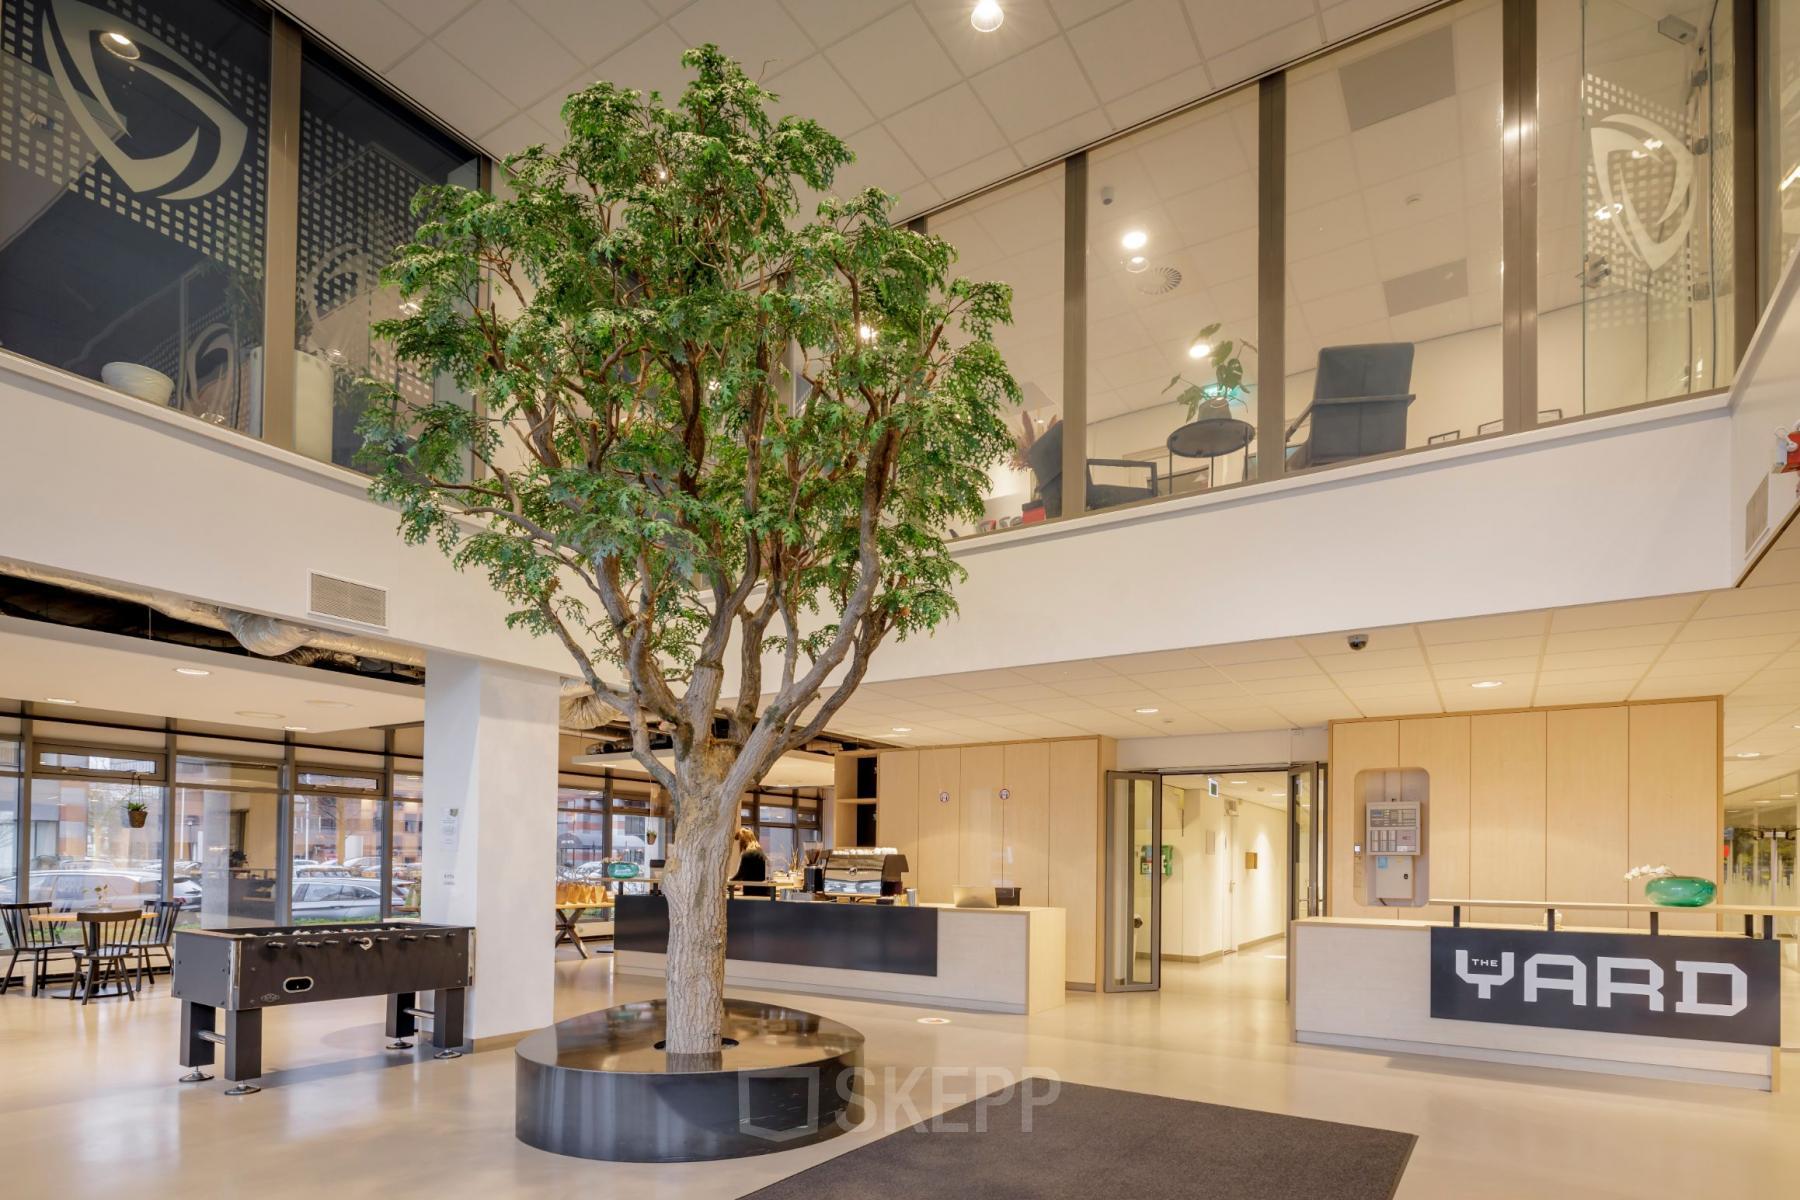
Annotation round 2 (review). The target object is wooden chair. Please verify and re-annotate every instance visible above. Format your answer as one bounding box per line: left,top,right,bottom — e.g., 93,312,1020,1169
0,902,75,997
134,900,182,987
70,911,147,1004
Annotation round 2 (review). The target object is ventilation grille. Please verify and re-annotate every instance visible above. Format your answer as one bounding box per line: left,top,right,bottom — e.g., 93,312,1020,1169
1134,266,1182,295
308,572,388,628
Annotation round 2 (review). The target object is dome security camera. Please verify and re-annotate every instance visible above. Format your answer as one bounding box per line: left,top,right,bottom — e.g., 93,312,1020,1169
1347,633,1370,651
1100,185,1115,206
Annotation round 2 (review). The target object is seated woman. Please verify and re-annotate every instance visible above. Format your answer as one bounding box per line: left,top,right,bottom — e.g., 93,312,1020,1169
730,827,773,898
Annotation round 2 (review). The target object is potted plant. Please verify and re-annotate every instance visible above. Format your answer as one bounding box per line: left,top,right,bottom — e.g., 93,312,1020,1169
123,799,149,829
360,45,1015,1069
1164,321,1256,421
1624,863,1716,906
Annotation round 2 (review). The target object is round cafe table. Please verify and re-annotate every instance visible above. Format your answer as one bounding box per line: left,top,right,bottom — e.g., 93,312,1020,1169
1166,416,1255,488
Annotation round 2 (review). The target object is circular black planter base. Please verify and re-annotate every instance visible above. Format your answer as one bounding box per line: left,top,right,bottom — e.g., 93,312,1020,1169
515,998,865,1162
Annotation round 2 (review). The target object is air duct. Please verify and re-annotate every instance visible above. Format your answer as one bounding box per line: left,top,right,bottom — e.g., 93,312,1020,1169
0,557,617,725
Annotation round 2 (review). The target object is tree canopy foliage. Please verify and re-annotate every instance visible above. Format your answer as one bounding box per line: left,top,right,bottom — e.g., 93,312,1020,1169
361,45,1018,806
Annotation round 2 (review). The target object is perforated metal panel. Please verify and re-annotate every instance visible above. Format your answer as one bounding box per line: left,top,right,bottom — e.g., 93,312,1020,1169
308,572,387,628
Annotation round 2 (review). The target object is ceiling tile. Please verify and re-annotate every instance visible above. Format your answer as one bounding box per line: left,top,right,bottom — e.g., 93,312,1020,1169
581,23,699,102
1012,107,1115,164
290,0,424,71
436,0,585,108
1416,611,1548,645
827,6,964,118
1548,594,1705,631
1066,0,1202,103
970,36,1099,140
767,55,877,131
1205,17,1322,87
481,111,559,157
516,0,662,63
668,0,815,79
382,0,480,35
1185,0,1317,55
778,0,903,47
886,84,1010,177
386,42,516,140
916,0,1064,75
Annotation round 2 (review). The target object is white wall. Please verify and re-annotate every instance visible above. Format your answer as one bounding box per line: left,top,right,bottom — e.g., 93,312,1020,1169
1233,799,1286,946
1164,784,1231,959
0,354,569,674
1117,728,1327,771
823,394,1734,688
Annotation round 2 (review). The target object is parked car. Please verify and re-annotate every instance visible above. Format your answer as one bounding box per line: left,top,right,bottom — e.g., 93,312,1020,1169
290,879,406,922
340,856,382,877
0,868,201,910
293,865,352,879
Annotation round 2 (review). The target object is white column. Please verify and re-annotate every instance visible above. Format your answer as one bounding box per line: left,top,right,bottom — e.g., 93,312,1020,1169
423,651,560,1041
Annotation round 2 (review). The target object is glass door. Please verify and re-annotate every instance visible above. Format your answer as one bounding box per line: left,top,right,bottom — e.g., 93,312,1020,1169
1289,763,1323,918
1104,772,1162,992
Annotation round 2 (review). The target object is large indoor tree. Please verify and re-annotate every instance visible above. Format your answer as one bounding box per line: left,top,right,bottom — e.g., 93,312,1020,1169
360,46,1017,1054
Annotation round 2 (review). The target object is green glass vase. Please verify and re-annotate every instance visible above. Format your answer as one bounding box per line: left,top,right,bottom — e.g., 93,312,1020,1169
1642,875,1716,907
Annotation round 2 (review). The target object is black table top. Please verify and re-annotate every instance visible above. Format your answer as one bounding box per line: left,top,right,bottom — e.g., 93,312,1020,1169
1167,416,1255,458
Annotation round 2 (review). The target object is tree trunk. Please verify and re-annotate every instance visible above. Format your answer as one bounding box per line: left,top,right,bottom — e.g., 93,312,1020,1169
660,751,737,1060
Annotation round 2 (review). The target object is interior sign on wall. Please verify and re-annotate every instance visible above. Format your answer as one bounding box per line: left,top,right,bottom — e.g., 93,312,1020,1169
1429,927,1780,1046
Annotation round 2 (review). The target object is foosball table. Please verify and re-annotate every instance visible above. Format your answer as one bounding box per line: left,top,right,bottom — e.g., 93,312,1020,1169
171,922,472,1094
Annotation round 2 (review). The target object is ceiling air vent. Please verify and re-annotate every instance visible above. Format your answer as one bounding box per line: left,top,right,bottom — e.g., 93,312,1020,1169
1135,266,1182,295
308,572,388,629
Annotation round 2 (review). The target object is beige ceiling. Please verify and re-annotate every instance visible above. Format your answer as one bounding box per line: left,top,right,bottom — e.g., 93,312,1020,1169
275,0,1429,224
818,516,1800,793
0,617,424,734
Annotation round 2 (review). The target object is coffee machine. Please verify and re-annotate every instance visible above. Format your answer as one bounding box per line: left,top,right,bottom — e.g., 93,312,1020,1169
819,847,909,901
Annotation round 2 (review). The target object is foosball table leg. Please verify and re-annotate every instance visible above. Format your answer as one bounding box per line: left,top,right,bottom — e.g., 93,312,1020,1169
386,991,417,1050
178,1000,215,1083
432,987,466,1058
221,1008,263,1095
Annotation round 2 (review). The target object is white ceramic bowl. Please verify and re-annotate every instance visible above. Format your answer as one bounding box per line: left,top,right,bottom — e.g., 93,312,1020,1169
101,362,175,405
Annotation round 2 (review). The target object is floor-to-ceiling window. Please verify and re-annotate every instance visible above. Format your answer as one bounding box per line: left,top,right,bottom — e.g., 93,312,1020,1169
391,768,422,919
28,745,168,912
290,768,384,924
0,728,19,948
172,755,279,928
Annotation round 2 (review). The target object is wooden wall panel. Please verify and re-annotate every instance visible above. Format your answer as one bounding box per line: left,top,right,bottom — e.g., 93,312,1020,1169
915,748,962,904
1050,738,1100,986
1329,720,1398,918
1399,716,1470,923
959,745,1006,887
1546,707,1629,926
1628,700,1720,930
1468,711,1546,922
1003,741,1051,906
876,750,920,889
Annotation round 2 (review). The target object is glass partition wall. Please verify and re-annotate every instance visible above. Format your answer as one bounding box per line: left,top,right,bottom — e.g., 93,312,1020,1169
0,0,1780,517
919,0,1771,533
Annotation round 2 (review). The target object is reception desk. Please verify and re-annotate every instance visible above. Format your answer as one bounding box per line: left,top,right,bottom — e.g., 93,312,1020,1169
614,895,1066,1014
1293,904,1790,1091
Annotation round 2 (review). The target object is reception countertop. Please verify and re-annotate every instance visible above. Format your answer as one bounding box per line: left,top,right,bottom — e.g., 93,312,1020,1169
614,895,1066,1014
1290,917,1783,1091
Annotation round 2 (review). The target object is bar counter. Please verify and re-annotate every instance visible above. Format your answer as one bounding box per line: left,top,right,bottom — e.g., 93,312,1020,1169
613,894,1066,1014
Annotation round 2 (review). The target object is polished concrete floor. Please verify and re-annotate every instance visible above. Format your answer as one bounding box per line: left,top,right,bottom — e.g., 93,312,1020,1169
0,941,1794,1198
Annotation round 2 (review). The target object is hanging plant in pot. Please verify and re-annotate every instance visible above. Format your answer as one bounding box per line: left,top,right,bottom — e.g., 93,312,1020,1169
123,799,149,829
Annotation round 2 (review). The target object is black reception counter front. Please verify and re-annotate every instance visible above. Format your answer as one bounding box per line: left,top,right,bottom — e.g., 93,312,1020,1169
614,895,940,976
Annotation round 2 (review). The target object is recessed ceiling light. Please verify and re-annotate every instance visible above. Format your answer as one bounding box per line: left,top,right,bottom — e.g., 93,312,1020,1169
1124,254,1148,273
1187,341,1211,360
1780,793,1796,799
970,0,1004,32
173,667,211,677
235,710,284,720
102,31,140,60
1471,680,1504,689
1120,229,1148,251
1134,706,1159,714
1230,779,1247,785
1735,751,1763,759
916,1016,952,1024
283,725,308,732
891,726,912,734
43,696,78,705
305,700,353,709
1757,799,1772,805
